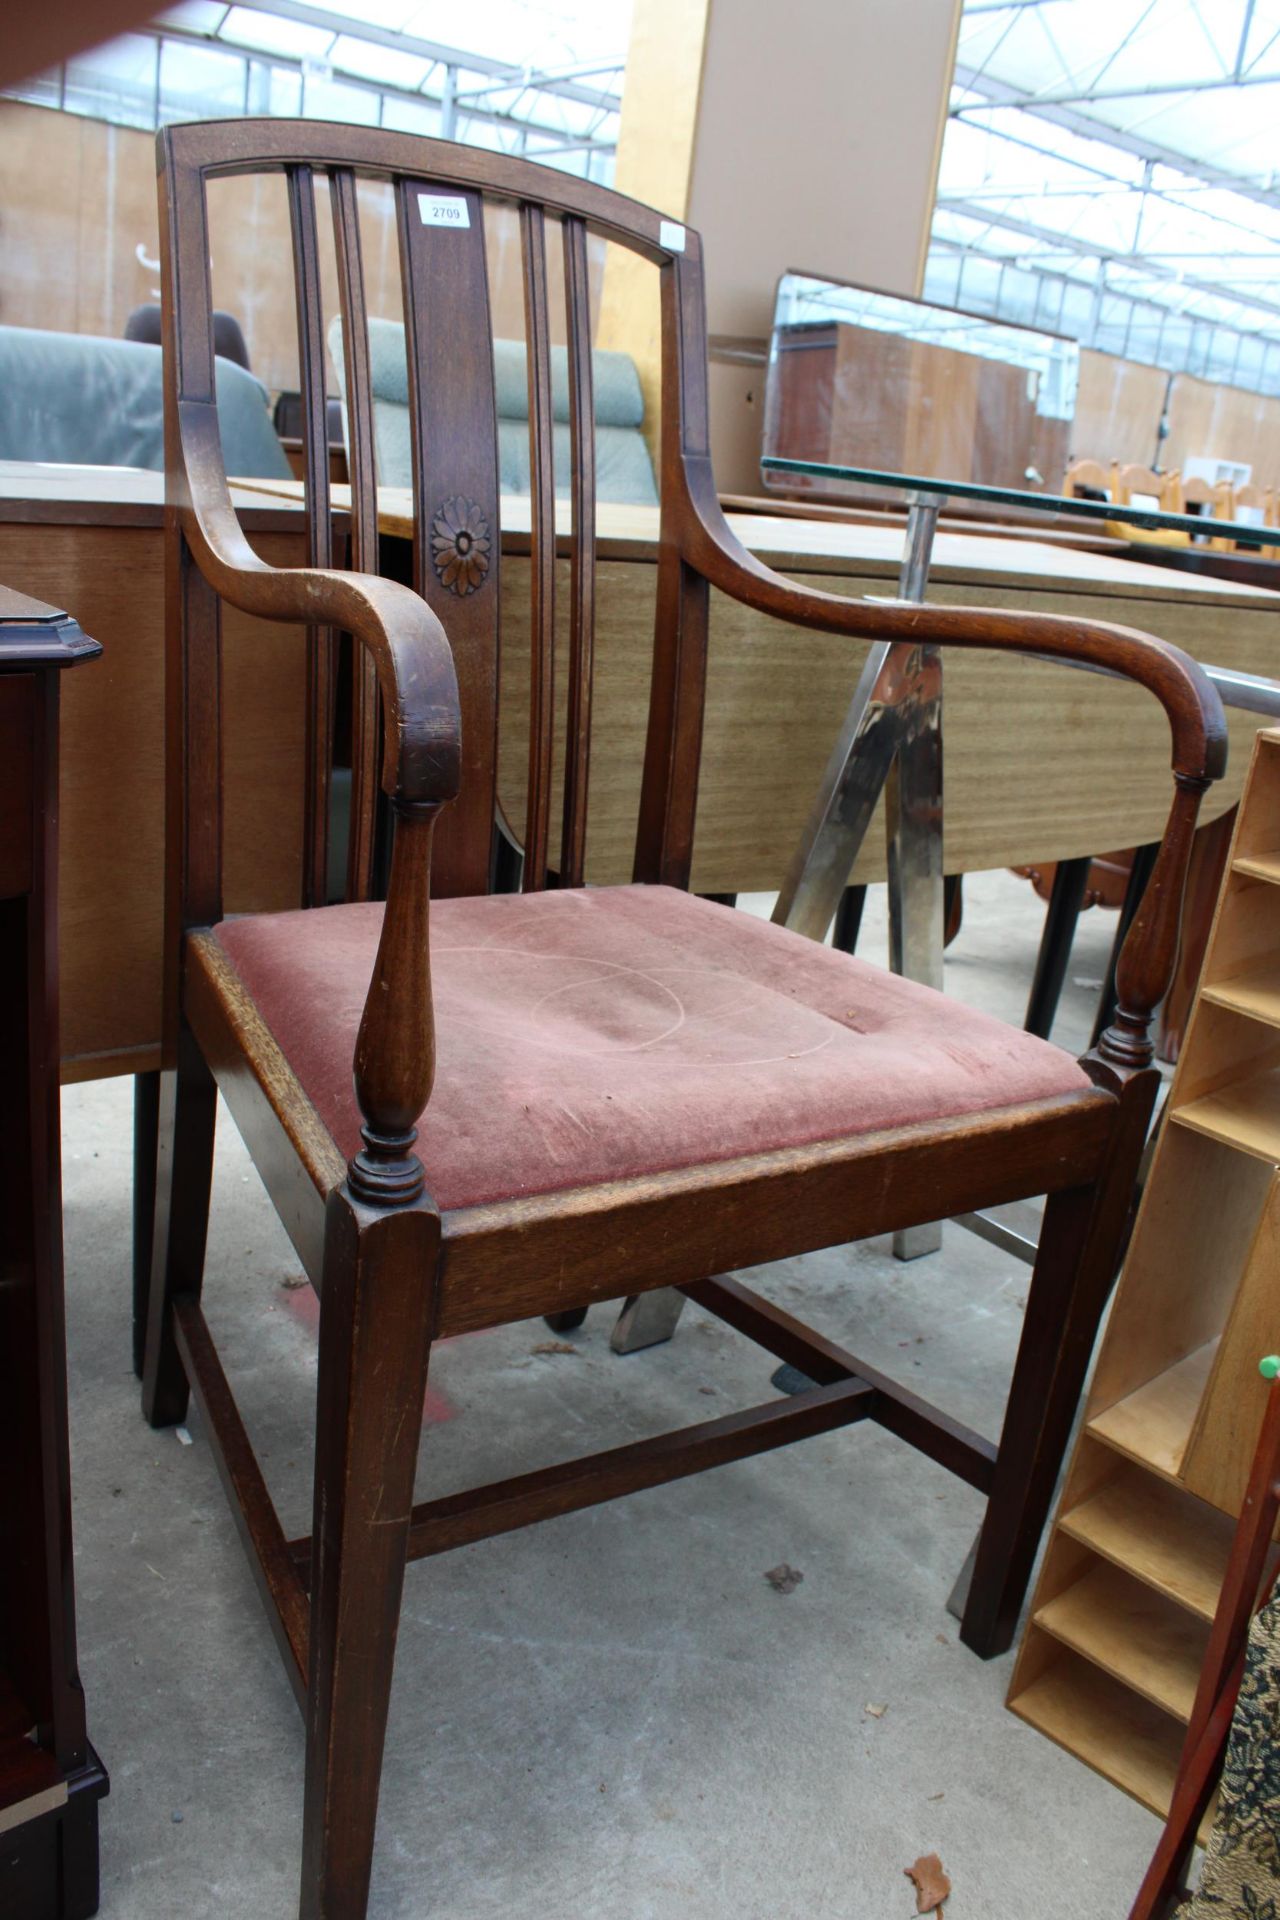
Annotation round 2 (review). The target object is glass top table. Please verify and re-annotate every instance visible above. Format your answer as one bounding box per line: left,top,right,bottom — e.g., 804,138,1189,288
761,458,1280,553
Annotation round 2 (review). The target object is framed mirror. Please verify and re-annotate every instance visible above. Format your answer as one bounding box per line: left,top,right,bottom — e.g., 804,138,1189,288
763,271,1080,502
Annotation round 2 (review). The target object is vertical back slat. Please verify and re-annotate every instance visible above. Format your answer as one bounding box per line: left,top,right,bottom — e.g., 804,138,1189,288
560,214,596,889
634,247,711,888
286,164,336,908
329,168,380,903
520,203,556,893
395,177,501,899
158,147,223,943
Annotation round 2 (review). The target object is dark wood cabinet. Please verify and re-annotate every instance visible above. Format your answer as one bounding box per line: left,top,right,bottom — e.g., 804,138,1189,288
0,588,107,1918
765,320,1070,497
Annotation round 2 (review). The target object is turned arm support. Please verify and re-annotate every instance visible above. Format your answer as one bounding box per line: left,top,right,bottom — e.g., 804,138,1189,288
678,462,1228,1076
176,404,460,1205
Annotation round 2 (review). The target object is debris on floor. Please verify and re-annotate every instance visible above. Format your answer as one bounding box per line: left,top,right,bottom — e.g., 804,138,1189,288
530,1341,580,1356
905,1852,951,1914
763,1562,804,1594
864,1701,888,1719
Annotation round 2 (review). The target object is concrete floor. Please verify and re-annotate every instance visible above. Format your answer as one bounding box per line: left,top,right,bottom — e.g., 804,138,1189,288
61,872,1164,1919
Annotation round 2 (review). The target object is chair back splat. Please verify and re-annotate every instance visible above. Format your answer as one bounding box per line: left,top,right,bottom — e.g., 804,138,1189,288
157,119,706,942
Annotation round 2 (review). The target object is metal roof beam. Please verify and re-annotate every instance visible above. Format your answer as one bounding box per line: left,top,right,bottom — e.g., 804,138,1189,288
938,192,1280,323
1235,0,1258,80
230,0,623,109
952,60,1280,214
142,17,617,150
455,60,623,105
1003,68,1280,106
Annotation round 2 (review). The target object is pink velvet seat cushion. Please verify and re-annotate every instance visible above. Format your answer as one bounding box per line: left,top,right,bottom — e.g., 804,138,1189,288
211,884,1091,1213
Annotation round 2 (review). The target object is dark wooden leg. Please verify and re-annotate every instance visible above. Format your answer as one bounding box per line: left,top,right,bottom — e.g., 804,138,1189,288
132,1069,161,1380
944,872,963,947
544,1307,588,1333
1024,854,1090,1037
1158,806,1236,1064
961,1079,1157,1657
832,884,865,955
1090,842,1160,1050
300,1186,438,1920
141,1025,218,1430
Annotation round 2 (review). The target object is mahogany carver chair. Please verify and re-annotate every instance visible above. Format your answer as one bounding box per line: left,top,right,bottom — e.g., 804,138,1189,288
142,120,1227,1920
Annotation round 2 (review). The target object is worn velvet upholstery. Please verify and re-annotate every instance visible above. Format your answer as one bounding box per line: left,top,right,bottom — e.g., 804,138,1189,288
211,885,1090,1213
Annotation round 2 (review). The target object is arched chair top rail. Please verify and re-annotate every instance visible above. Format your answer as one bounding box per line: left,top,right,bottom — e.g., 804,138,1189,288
157,118,693,265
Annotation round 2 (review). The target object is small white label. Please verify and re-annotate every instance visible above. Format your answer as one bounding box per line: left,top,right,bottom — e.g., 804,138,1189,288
659,219,686,253
418,192,471,229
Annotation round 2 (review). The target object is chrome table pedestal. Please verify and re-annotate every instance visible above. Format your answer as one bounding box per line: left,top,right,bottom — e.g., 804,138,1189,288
772,493,945,1259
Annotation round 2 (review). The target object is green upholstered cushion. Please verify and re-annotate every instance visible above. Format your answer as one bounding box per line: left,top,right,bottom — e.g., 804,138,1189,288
354,315,644,427
328,316,657,506
0,324,292,479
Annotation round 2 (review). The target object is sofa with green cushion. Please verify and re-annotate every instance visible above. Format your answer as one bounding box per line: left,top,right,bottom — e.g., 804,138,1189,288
0,324,292,479
327,315,658,507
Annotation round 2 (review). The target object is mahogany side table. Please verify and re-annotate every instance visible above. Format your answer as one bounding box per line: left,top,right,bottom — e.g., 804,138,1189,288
0,588,107,1917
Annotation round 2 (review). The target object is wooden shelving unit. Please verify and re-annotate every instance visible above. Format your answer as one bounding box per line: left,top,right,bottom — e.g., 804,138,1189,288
1008,726,1280,1835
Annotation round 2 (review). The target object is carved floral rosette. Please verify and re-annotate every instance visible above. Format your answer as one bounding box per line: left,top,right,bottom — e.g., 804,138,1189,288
430,496,491,596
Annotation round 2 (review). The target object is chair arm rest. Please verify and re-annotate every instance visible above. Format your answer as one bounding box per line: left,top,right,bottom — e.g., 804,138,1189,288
678,462,1227,1077
679,463,1227,787
178,402,460,808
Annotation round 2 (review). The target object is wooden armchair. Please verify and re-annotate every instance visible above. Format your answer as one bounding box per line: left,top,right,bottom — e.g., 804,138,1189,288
142,120,1227,1920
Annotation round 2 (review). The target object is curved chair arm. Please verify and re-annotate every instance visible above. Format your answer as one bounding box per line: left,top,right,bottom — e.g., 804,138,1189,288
678,461,1226,785
176,400,461,1208
676,460,1228,1076
178,402,461,809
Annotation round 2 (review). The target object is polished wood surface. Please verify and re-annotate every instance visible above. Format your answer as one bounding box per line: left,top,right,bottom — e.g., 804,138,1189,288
0,591,107,1918
0,463,313,1079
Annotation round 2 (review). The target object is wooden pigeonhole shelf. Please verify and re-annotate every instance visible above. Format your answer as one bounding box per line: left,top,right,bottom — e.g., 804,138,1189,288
1008,726,1280,1837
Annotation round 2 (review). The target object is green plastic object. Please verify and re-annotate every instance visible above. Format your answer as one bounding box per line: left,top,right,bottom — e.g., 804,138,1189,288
1259,1356,1280,1380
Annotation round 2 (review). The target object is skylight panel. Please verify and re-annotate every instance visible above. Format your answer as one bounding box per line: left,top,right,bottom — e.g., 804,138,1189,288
154,3,231,32
328,35,433,89
218,7,336,61
278,0,423,25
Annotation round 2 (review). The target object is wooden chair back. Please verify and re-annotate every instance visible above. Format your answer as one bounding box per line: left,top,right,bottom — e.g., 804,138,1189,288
157,119,710,926
1063,458,1111,498
1167,473,1235,550
1174,474,1219,511
1228,483,1276,551
1112,463,1175,510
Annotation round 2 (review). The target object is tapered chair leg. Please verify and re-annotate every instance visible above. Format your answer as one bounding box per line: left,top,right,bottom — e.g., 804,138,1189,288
960,1181,1097,1656
961,1079,1156,1657
301,1186,438,1920
141,1026,218,1429
132,1069,161,1380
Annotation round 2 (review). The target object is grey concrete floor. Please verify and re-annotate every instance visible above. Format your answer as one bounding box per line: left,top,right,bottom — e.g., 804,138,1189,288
61,872,1161,1919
